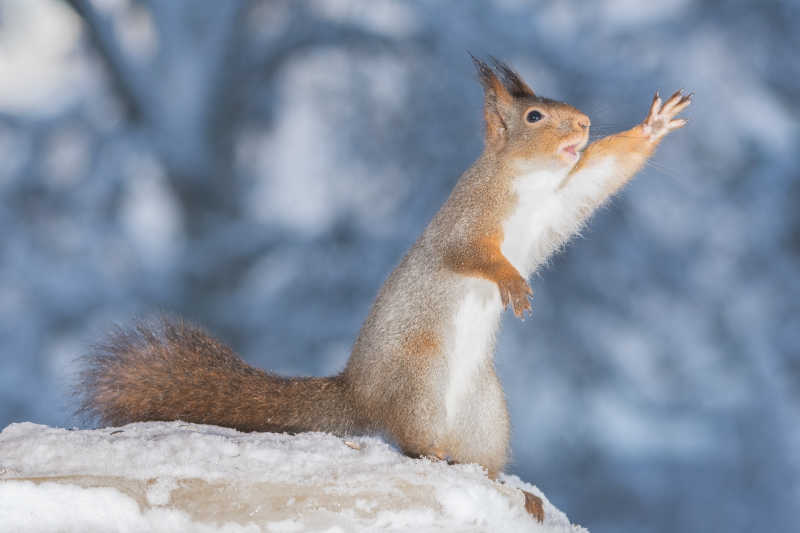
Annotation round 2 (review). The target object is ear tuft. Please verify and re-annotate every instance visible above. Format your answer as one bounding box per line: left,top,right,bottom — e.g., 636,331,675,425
468,53,521,148
469,53,499,92
488,56,535,98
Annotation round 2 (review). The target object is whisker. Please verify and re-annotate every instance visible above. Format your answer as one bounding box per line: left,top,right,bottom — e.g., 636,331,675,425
641,159,682,180
589,123,632,128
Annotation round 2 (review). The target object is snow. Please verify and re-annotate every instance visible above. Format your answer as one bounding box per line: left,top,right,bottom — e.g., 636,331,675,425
0,1,85,114
0,422,586,533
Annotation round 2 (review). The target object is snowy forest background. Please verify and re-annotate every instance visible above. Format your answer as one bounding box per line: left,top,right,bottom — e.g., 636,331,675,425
1,1,797,532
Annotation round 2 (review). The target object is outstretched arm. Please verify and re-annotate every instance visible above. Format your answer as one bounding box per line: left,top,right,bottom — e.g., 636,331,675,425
559,90,692,207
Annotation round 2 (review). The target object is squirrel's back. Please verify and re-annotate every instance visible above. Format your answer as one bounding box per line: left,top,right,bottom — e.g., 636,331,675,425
79,319,361,435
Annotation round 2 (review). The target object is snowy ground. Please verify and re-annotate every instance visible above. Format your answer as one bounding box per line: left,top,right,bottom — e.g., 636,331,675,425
0,422,585,533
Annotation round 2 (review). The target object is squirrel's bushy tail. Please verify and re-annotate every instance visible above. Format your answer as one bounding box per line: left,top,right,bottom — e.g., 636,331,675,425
78,319,359,435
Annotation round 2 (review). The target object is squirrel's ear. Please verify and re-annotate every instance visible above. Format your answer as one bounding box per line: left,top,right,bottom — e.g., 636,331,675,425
471,55,515,147
489,57,535,98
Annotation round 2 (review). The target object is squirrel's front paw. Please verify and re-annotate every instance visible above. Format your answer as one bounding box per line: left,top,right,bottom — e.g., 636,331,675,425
642,89,692,141
497,274,533,319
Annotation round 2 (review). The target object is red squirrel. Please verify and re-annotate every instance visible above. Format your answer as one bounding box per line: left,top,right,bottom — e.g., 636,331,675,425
79,57,691,522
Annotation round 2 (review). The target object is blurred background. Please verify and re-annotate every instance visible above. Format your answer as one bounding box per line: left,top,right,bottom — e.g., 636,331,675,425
1,0,798,531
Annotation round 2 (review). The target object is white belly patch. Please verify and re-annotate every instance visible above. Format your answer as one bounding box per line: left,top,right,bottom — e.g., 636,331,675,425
446,278,502,427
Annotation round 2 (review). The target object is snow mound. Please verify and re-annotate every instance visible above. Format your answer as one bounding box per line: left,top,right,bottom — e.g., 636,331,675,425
0,422,586,533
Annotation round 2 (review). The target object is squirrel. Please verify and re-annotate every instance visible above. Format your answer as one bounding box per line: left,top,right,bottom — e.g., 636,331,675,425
79,57,691,522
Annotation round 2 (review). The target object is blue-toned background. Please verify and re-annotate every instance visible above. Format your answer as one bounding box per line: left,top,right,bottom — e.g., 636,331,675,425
1,1,797,531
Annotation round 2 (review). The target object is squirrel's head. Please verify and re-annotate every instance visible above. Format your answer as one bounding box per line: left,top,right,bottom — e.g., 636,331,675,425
472,56,590,170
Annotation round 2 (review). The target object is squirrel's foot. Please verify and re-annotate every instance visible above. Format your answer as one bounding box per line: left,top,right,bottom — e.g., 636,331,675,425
427,448,455,465
642,89,692,141
521,489,544,522
497,275,533,319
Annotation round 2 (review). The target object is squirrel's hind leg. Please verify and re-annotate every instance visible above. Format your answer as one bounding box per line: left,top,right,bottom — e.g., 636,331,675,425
399,443,456,465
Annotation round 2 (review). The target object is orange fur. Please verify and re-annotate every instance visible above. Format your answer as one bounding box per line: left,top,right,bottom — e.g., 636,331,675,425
561,89,691,202
79,59,692,526
443,233,532,317
403,330,440,357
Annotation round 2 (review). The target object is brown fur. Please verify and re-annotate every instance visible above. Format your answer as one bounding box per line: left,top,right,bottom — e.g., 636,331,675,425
78,58,588,469
78,59,690,523
79,319,362,435
402,330,440,358
443,232,532,317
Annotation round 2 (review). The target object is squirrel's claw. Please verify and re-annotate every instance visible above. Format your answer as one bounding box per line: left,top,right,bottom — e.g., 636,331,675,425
661,89,684,113
498,276,533,320
668,118,688,131
647,91,662,121
662,91,692,117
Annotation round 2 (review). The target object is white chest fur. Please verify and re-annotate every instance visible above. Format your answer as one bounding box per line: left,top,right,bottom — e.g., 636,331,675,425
499,158,617,277
500,170,567,278
441,160,617,433
446,278,502,426
443,170,569,428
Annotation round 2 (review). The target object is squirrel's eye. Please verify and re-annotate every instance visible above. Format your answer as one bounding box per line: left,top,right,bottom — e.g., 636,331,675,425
526,110,543,123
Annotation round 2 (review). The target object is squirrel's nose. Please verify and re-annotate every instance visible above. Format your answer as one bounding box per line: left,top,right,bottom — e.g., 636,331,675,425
577,117,590,130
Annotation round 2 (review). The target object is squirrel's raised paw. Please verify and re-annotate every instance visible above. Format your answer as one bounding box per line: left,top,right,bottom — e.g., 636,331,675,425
642,89,692,141
498,275,533,319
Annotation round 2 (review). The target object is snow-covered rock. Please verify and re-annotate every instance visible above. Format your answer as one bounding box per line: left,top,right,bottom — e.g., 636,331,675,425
0,422,586,533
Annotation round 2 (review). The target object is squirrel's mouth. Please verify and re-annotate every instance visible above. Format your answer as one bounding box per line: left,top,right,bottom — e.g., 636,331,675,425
558,137,588,163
